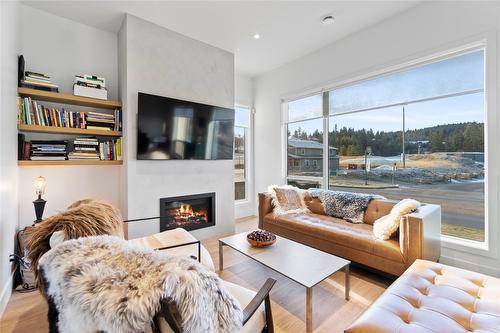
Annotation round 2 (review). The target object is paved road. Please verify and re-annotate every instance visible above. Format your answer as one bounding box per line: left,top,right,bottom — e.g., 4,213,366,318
347,181,485,230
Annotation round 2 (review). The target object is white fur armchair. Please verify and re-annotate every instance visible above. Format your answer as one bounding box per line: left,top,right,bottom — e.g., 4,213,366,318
129,228,276,333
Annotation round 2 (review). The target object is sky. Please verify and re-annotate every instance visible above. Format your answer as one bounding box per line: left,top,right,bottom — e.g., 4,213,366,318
287,49,485,135
288,92,484,135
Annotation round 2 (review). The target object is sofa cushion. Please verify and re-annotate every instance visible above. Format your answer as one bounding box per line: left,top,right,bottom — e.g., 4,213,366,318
265,212,403,263
346,259,500,333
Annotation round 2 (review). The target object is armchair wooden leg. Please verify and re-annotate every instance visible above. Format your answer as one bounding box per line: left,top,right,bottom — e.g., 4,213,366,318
243,278,276,331
265,294,274,333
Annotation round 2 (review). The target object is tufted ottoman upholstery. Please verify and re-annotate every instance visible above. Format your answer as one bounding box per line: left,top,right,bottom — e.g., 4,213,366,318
346,259,500,333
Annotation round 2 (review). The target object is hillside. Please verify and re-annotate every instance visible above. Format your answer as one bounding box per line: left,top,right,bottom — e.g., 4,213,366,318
291,122,484,156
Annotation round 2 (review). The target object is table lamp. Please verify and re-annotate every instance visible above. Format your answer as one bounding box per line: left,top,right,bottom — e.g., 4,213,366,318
33,176,46,223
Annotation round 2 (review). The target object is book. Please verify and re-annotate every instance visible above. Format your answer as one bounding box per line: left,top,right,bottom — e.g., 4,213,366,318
25,71,50,79
86,125,111,131
73,84,107,100
18,134,25,160
24,74,51,83
18,55,25,87
21,79,58,88
23,142,31,160
75,75,105,87
86,118,115,124
74,147,97,151
20,82,58,92
30,156,66,161
74,140,99,146
75,81,104,89
88,111,114,119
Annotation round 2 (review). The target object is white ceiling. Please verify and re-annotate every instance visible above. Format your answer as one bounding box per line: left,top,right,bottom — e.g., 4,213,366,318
23,1,420,77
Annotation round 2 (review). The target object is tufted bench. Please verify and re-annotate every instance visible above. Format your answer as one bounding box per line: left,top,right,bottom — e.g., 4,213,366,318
346,259,500,333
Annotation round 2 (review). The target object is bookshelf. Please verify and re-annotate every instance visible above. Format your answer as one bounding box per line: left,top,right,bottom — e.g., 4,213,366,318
18,124,122,137
18,160,123,166
17,87,122,109
18,88,123,166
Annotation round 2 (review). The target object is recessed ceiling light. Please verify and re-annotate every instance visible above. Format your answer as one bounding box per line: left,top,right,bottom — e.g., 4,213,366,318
253,33,261,39
322,15,335,25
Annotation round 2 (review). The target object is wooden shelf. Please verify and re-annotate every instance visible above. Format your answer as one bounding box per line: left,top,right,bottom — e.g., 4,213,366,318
18,124,122,137
17,87,122,109
18,160,123,166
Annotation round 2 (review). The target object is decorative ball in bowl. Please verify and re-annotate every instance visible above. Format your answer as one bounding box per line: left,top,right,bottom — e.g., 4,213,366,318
247,230,276,248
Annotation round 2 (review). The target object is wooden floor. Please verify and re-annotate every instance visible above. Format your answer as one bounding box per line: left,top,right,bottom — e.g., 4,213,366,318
0,216,392,333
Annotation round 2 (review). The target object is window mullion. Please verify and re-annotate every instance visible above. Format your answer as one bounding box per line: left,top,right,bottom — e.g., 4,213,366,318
323,91,329,189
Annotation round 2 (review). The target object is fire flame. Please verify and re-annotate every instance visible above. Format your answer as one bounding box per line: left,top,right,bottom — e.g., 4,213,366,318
172,204,208,224
179,204,193,215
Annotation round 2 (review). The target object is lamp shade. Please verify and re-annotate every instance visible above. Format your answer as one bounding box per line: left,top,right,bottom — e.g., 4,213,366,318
34,176,46,196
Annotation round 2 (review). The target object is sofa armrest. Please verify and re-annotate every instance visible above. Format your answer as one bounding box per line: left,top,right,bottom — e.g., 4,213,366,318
399,204,441,264
258,192,274,229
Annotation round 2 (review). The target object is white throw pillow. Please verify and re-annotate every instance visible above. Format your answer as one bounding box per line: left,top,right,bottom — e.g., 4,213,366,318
268,184,310,215
373,199,421,240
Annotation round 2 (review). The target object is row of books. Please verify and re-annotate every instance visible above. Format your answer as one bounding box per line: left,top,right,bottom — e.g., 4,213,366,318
17,97,122,131
18,137,122,161
20,70,59,93
99,139,122,161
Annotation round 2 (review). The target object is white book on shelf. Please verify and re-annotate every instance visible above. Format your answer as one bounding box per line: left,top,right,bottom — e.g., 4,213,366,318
73,84,107,100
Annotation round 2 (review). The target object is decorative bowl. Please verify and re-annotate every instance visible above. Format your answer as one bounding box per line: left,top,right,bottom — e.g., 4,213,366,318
247,230,276,248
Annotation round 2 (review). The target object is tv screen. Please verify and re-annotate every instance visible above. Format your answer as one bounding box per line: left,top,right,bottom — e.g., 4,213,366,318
137,93,235,160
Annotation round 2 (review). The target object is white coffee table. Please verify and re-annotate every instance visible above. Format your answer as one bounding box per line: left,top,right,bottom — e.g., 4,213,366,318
219,231,350,333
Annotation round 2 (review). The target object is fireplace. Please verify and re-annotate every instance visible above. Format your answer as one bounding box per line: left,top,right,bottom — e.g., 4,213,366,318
160,192,215,232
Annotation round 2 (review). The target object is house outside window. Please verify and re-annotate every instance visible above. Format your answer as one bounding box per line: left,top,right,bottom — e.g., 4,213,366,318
284,47,486,243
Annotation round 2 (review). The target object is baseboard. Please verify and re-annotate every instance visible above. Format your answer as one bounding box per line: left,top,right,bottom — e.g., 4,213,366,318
439,255,500,277
0,273,14,319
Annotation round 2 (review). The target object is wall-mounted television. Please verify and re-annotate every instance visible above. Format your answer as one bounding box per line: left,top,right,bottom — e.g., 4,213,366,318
137,92,234,160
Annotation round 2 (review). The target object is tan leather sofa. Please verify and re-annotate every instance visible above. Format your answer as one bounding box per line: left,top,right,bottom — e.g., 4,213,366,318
259,192,441,276
346,259,500,332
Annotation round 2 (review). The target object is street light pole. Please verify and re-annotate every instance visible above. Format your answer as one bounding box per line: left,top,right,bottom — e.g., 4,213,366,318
365,150,368,185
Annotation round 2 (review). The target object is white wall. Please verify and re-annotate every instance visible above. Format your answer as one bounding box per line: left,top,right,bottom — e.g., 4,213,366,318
235,74,255,218
20,5,118,98
120,15,235,240
235,74,253,108
0,0,20,317
253,1,500,276
17,5,122,227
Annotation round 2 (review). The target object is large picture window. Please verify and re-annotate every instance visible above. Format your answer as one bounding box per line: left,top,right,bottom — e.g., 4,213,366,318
284,48,486,243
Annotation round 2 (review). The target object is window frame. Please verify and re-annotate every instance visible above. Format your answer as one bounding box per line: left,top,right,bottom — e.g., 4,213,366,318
234,105,252,204
281,40,496,256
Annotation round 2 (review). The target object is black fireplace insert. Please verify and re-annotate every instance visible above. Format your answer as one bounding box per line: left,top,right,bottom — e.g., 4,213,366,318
159,192,215,232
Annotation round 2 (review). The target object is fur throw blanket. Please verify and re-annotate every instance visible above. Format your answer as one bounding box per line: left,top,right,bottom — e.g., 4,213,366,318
309,189,383,223
267,184,310,215
39,235,243,333
26,199,124,288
